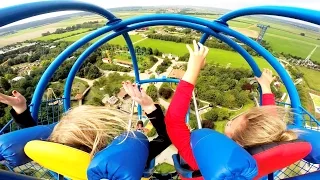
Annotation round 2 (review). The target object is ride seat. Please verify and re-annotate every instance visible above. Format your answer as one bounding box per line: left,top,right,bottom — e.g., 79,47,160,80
173,139,312,179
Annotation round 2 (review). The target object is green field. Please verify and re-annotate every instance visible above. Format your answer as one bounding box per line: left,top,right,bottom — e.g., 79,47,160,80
297,66,320,91
310,93,320,107
264,34,317,58
136,38,273,69
35,28,92,41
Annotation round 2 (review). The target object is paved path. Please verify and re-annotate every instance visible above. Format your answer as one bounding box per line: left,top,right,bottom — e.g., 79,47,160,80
133,37,148,45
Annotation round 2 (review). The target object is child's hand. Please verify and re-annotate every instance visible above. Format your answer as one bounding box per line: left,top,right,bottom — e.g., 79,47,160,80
122,81,156,114
186,40,209,74
182,40,209,85
255,68,276,94
0,90,27,114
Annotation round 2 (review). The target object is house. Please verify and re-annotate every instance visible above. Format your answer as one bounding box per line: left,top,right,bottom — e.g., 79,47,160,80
274,81,281,89
102,58,112,63
115,59,133,67
117,87,129,100
162,53,179,61
106,96,119,105
136,27,149,32
168,69,185,79
11,76,25,82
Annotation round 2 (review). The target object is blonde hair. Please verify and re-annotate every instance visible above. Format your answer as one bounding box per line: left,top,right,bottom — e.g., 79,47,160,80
231,106,298,147
48,105,134,158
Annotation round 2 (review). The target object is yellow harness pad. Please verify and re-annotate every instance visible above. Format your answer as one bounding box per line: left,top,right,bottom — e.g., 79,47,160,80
24,140,90,180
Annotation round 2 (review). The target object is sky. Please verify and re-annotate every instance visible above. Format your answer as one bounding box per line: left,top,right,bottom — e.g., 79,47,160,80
1,0,320,27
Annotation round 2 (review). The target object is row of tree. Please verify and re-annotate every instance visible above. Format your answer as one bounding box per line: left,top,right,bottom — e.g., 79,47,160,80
147,33,273,57
156,58,172,74
41,21,101,36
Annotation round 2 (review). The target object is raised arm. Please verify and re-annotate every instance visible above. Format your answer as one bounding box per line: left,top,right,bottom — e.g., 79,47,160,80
0,90,36,128
255,68,276,106
122,81,171,164
165,40,209,170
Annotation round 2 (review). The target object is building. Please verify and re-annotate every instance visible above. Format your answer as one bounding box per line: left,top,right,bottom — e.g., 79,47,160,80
11,76,25,82
168,69,185,79
136,27,149,32
115,59,133,67
102,58,112,63
106,96,119,105
162,53,179,61
117,87,130,100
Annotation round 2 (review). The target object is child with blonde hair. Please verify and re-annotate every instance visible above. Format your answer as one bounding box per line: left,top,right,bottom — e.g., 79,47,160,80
0,81,171,165
165,40,298,178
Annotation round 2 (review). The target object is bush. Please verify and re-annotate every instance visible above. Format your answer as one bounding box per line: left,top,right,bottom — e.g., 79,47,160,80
204,108,230,121
159,87,173,99
146,84,158,102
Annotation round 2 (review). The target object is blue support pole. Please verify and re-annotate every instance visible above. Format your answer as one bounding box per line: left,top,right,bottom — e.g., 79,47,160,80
122,33,142,118
0,1,119,27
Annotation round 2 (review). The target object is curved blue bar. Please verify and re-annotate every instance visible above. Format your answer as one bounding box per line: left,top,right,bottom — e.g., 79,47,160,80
139,78,180,84
34,14,299,123
218,6,320,25
63,20,260,110
0,1,119,27
122,33,140,82
122,33,143,118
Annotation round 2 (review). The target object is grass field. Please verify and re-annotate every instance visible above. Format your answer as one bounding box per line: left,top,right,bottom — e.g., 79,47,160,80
310,93,320,107
297,66,320,91
264,34,317,58
35,28,92,41
72,78,89,95
136,38,273,69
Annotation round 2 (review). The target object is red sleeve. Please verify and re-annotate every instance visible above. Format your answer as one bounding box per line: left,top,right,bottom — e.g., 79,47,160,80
165,80,199,170
261,93,275,106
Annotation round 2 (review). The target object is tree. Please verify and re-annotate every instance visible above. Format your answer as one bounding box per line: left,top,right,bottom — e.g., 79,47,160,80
204,108,230,121
146,84,158,102
86,65,102,80
146,47,153,55
154,49,159,56
204,109,218,121
149,56,158,63
222,93,236,108
182,28,192,34
235,91,248,107
150,74,156,79
0,78,11,91
141,47,147,53
159,87,173,99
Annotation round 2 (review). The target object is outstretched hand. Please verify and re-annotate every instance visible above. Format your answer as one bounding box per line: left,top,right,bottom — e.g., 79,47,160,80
255,68,276,94
186,40,209,74
122,81,156,114
183,40,209,85
0,90,27,114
